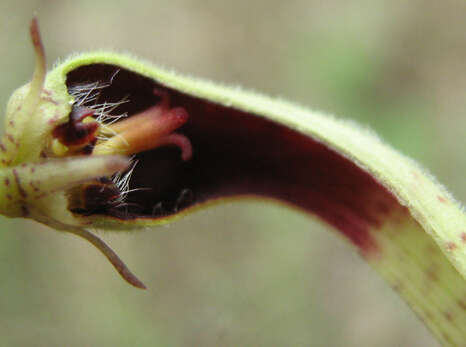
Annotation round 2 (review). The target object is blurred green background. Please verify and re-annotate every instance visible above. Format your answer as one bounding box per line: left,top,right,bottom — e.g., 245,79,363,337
0,1,465,346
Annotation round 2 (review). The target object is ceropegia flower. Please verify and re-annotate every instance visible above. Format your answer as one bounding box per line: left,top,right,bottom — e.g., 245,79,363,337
1,19,465,344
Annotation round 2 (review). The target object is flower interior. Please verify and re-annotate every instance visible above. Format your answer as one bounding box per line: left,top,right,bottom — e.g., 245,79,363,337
59,64,398,253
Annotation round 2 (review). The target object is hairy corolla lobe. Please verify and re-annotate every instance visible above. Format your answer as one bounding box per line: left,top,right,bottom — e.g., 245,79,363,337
66,64,401,253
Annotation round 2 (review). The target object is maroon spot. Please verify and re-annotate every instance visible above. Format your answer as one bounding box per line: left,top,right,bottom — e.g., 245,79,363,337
438,196,447,203
461,232,466,243
42,96,59,105
443,311,453,322
12,169,27,198
0,143,6,152
6,194,12,200
458,300,466,311
4,178,9,186
20,163,27,168
8,120,14,127
6,134,15,143
446,242,457,251
30,167,35,173
425,267,438,282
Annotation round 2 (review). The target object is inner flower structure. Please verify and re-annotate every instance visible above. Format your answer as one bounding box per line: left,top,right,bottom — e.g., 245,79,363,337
53,87,193,217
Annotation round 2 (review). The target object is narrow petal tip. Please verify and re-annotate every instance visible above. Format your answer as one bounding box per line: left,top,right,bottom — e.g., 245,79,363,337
68,227,147,290
29,17,45,73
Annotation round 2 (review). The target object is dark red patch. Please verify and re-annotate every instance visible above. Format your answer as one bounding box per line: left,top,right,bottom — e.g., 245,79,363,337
461,232,466,243
52,106,99,147
6,194,12,200
6,134,15,143
4,178,9,186
446,242,457,251
0,143,6,152
66,65,405,254
77,180,121,213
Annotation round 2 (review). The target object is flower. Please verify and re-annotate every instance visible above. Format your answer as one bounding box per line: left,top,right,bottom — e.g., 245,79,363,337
2,21,465,345
0,19,196,289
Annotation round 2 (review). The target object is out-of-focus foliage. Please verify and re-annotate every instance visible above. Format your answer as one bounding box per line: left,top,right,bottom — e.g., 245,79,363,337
0,1,464,346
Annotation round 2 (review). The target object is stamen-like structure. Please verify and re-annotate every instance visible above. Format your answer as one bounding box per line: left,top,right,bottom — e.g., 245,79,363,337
94,89,192,161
